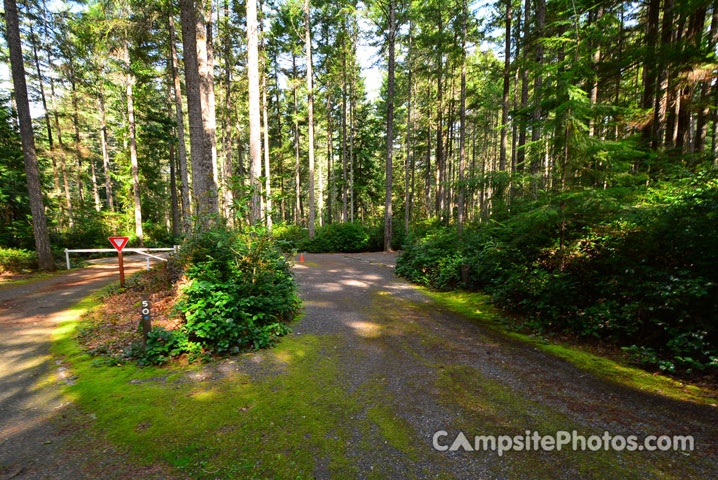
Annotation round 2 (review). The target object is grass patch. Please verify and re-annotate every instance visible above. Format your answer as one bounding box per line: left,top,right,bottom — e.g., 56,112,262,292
421,289,718,406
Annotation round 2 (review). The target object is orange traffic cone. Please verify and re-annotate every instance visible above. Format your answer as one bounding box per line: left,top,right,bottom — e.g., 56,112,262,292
300,253,304,262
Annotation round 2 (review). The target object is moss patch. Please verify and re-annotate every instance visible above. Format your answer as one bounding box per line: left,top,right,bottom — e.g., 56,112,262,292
53,293,361,477
51,290,438,479
421,289,718,406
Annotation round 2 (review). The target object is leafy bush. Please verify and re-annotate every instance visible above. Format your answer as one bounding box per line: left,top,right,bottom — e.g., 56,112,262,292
397,171,718,373
271,222,309,252
396,228,460,289
366,219,409,251
141,327,196,365
167,226,298,357
303,222,370,253
0,247,38,273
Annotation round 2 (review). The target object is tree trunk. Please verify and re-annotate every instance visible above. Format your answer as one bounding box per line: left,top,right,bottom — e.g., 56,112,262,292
259,0,272,228
326,84,334,224
27,19,53,150
4,0,54,270
694,2,718,153
89,155,101,211
676,8,707,152
181,0,220,228
666,14,686,148
516,0,530,171
304,0,316,239
221,0,234,224
98,84,114,211
169,13,192,231
383,0,396,251
273,57,285,223
404,20,413,235
511,11,520,180
341,24,348,223
435,9,444,219
641,0,660,144
124,41,143,242
500,0,511,172
589,4,604,137
292,53,301,224
202,1,218,185
457,0,467,237
27,16,62,207
652,0,674,148
425,87,432,217
349,15,358,222
246,0,262,224
69,62,84,204
42,1,72,221
169,127,181,238
530,0,545,193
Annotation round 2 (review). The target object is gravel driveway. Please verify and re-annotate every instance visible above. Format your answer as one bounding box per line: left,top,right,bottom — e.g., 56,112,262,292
292,252,718,479
0,256,170,480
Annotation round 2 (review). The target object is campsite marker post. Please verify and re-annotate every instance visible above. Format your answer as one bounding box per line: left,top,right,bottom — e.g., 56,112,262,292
108,237,130,286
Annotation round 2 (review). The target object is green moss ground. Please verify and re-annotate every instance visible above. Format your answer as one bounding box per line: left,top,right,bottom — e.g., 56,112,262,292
51,291,425,479
421,289,718,406
366,288,710,478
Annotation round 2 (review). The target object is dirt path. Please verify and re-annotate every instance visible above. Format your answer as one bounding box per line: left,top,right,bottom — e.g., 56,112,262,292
291,253,718,479
0,256,169,480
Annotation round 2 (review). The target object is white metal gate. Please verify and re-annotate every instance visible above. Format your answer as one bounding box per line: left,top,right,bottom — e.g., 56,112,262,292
64,246,180,270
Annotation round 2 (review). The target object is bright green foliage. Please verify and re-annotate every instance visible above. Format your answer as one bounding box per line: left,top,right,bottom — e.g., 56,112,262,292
270,222,309,252
303,222,370,253
141,327,194,365
398,170,718,373
170,226,298,356
0,247,38,273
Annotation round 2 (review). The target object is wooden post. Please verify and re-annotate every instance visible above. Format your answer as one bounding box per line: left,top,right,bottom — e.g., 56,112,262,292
118,251,125,286
140,299,152,343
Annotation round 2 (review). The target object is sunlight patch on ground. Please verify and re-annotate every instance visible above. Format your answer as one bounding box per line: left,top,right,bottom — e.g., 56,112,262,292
341,279,370,288
186,389,217,401
348,321,383,338
272,348,306,364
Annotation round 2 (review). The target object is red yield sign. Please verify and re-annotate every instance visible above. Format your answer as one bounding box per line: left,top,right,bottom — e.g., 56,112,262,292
109,236,130,286
109,236,129,252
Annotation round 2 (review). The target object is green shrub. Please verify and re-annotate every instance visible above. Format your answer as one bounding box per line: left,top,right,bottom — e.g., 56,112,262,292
303,222,370,253
366,219,409,251
271,222,309,252
396,228,460,289
0,247,38,273
173,226,299,355
397,171,718,373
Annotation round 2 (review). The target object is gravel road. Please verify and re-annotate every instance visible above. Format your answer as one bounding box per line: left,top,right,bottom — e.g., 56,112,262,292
292,252,718,479
0,256,170,480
